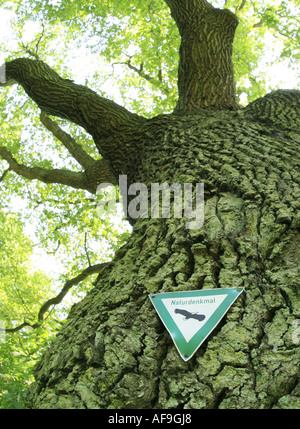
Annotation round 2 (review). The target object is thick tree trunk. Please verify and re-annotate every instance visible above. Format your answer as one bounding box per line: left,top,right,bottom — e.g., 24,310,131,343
27,93,300,409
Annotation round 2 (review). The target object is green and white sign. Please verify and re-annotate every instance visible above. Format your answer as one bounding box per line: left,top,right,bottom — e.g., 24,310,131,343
149,288,244,361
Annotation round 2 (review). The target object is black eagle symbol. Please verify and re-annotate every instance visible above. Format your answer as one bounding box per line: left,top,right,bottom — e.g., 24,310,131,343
174,308,206,322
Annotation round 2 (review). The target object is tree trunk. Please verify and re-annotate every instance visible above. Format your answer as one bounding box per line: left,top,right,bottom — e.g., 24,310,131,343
165,0,239,112
27,94,300,409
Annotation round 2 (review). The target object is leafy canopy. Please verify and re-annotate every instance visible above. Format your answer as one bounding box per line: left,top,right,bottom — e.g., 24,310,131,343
0,211,55,409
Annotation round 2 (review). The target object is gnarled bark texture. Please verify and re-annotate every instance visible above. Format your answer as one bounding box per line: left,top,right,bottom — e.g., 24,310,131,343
27,91,300,409
2,0,300,410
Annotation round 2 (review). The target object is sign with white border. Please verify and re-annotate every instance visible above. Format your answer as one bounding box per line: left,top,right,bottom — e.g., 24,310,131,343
149,288,244,361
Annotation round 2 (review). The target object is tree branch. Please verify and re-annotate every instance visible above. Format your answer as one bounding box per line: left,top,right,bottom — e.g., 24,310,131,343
0,167,10,182
0,145,92,192
84,232,92,267
84,158,118,191
40,111,95,169
113,57,170,95
164,0,239,111
1,58,145,162
237,0,247,11
37,263,109,322
3,263,109,333
164,0,214,30
0,145,118,193
243,89,300,132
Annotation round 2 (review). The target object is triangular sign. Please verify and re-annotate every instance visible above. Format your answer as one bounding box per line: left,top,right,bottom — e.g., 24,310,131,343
149,288,244,361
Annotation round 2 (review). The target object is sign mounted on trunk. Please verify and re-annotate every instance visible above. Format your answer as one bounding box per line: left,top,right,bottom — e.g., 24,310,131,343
149,288,244,361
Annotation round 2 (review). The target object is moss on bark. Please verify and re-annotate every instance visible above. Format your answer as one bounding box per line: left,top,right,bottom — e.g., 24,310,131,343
27,93,300,409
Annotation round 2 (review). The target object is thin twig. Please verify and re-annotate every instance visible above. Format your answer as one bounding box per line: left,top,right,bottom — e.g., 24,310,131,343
3,263,109,333
0,168,10,182
84,233,92,267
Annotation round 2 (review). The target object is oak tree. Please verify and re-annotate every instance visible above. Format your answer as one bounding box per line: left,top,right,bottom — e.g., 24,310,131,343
1,0,300,409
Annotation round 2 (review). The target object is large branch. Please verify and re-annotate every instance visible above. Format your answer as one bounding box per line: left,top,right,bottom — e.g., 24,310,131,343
164,0,239,112
0,146,117,193
0,145,89,190
164,0,214,28
2,59,145,161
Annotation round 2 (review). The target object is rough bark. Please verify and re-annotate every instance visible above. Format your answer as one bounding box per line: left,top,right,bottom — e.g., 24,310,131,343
165,0,239,112
26,90,300,409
